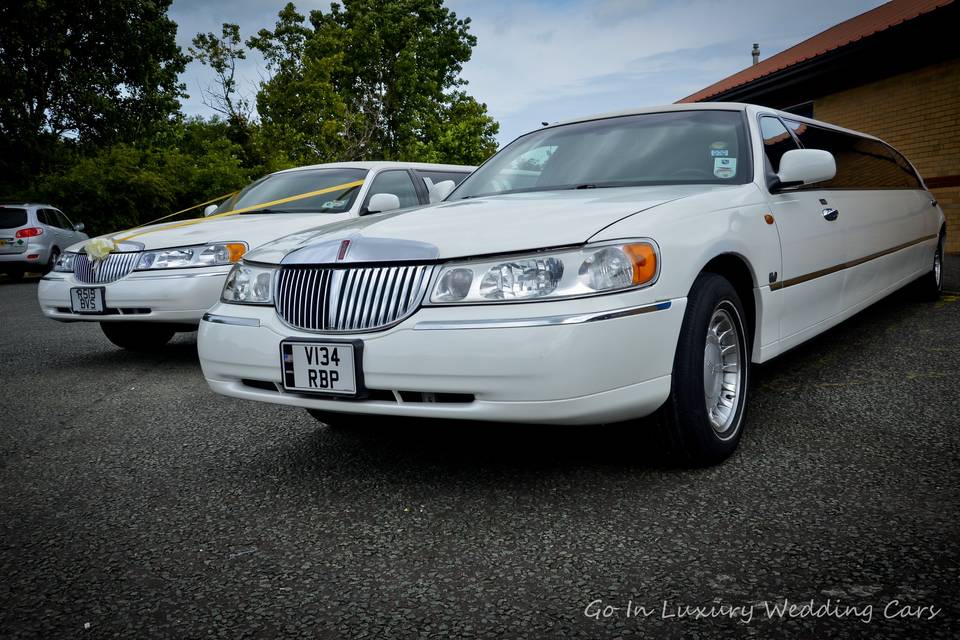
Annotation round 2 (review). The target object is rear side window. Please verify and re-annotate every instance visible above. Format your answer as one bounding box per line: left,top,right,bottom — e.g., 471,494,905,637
785,120,923,189
0,208,27,229
759,117,798,173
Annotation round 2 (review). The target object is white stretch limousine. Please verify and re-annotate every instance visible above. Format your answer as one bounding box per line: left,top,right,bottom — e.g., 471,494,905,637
37,162,473,350
197,104,945,465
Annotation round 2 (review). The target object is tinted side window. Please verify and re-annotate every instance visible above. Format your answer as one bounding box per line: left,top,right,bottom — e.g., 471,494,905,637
53,210,70,229
881,145,923,189
44,209,66,228
759,117,798,174
786,120,921,189
366,171,420,210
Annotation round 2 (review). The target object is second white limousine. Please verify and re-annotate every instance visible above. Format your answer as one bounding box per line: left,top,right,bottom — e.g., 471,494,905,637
197,104,945,465
37,162,473,351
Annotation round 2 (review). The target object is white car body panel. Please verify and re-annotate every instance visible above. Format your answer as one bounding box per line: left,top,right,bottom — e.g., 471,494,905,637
195,103,945,425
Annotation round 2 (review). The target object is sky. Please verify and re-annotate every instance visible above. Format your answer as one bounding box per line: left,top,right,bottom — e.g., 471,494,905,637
170,0,887,148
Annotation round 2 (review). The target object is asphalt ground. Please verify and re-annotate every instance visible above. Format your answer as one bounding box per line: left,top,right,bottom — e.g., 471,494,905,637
1,262,958,639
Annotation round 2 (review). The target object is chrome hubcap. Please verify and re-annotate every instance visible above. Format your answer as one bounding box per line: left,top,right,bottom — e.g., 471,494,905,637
934,250,941,287
703,306,742,436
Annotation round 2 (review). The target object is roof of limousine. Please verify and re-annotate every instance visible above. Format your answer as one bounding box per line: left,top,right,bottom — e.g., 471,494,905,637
274,161,475,175
540,102,881,144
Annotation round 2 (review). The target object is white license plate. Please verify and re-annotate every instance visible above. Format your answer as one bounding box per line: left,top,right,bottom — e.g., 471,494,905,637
281,341,360,396
70,287,105,314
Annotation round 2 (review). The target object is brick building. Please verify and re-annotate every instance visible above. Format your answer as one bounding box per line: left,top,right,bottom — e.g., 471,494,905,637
679,0,960,252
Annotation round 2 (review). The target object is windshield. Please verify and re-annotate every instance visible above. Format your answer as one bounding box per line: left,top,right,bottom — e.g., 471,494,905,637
450,110,751,200
0,208,28,229
214,168,368,214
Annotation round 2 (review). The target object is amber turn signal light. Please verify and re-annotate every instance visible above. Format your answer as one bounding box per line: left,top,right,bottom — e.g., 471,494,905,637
623,242,658,285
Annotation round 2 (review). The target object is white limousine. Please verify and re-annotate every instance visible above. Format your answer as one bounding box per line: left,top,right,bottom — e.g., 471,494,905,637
197,104,945,464
37,162,473,350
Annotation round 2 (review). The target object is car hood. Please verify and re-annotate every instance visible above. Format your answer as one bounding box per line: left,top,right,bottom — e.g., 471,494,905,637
65,212,354,253
246,185,728,264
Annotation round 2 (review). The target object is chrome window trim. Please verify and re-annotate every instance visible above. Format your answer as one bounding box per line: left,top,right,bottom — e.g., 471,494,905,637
201,313,260,327
413,300,672,330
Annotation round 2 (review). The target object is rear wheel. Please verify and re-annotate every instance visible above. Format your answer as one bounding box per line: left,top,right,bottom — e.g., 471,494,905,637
45,248,60,274
914,235,944,301
654,272,750,466
100,322,176,351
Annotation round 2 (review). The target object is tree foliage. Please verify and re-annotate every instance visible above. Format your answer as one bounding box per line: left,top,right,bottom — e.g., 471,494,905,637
249,0,499,165
0,0,188,186
0,0,499,237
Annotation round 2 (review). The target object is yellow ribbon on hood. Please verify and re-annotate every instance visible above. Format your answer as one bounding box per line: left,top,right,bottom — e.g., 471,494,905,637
113,179,365,242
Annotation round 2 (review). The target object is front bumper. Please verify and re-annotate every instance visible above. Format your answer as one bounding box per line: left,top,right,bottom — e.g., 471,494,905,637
37,267,230,324
198,293,687,425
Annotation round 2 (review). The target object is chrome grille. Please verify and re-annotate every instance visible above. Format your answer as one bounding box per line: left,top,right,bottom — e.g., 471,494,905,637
276,264,433,332
73,252,140,284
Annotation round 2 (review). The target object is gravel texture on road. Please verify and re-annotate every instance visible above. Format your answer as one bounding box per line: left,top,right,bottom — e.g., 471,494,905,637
1,267,958,639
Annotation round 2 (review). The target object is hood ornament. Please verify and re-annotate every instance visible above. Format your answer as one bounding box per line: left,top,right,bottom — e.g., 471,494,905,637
283,235,440,266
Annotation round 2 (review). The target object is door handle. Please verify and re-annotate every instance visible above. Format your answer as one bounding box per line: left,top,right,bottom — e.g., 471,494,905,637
822,207,839,221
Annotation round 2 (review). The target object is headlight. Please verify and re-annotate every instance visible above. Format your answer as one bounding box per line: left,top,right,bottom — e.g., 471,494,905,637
135,242,246,270
54,252,78,273
428,240,659,304
221,262,275,305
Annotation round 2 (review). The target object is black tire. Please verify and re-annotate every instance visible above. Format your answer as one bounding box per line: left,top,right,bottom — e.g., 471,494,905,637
654,272,750,466
45,248,60,275
914,235,944,301
100,322,176,351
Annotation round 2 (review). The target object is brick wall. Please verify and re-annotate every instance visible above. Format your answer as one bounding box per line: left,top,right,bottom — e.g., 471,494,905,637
813,58,960,253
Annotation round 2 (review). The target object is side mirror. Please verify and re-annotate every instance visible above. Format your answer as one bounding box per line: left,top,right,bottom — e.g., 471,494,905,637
366,193,401,214
429,180,456,203
775,149,836,189
203,204,219,216
73,222,85,232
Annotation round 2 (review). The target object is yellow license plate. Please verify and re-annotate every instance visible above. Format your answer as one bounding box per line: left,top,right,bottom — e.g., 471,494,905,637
0,240,6,246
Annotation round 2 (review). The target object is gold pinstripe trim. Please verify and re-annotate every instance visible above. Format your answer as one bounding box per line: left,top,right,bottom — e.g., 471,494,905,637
770,234,938,291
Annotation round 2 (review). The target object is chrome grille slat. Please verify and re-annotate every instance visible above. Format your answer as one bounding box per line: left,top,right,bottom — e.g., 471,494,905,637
73,252,140,284
276,264,433,333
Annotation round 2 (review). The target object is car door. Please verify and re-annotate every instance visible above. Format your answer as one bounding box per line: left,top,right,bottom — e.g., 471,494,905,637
759,116,849,342
55,209,85,244
784,121,931,310
41,208,71,250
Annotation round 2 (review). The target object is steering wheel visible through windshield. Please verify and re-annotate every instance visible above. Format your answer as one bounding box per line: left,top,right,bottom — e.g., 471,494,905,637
214,167,368,214
449,110,751,200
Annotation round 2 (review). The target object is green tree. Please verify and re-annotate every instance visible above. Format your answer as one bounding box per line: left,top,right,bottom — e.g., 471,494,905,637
249,0,498,165
0,0,188,189
31,120,254,237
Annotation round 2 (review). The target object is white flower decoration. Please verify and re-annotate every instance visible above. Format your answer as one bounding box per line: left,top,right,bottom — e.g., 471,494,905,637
84,237,117,263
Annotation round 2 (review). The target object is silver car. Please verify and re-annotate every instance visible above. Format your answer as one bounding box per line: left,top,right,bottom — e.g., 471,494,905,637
0,203,88,280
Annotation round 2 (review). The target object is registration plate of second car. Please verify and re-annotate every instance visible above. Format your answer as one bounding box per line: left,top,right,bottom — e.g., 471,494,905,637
70,287,105,314
281,341,359,396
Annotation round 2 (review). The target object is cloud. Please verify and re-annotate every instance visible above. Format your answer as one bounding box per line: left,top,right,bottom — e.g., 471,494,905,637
171,0,887,146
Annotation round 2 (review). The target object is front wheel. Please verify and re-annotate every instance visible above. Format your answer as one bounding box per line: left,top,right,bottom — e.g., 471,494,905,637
654,273,750,466
100,322,176,351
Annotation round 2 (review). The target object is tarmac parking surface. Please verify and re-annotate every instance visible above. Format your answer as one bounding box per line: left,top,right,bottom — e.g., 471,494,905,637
1,269,958,639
